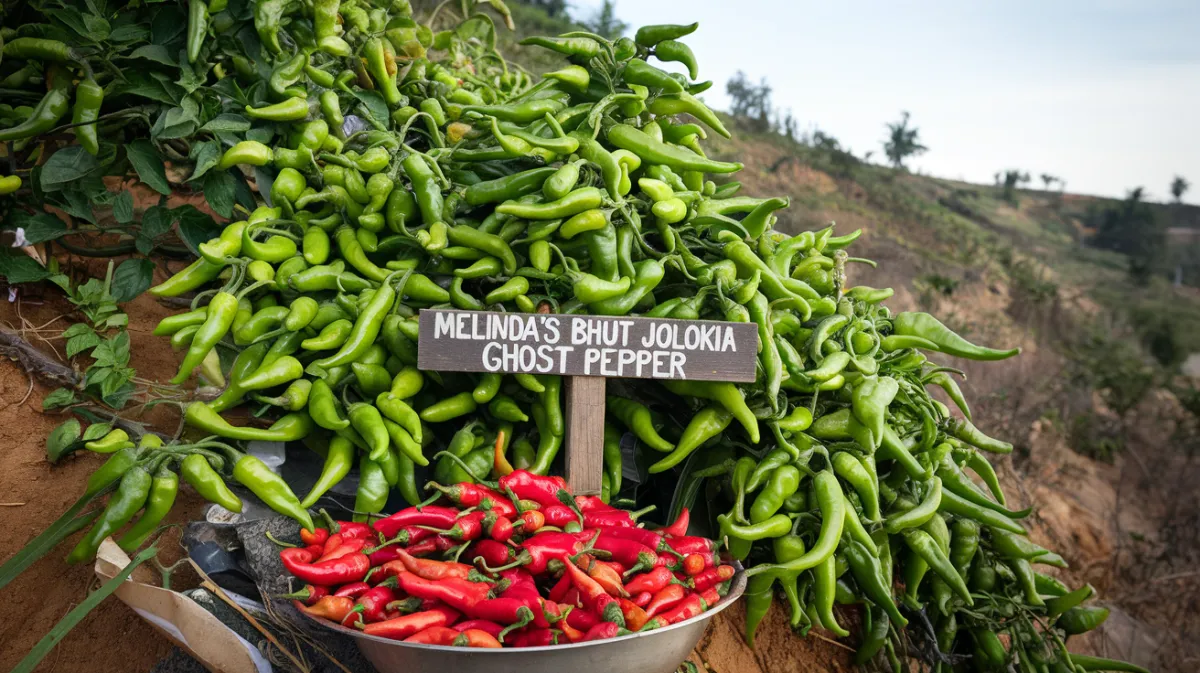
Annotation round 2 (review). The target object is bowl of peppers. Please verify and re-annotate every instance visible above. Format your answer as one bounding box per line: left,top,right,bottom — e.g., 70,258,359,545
281,470,744,673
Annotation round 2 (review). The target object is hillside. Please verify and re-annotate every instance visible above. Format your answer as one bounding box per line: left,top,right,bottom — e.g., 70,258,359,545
698,119,1200,672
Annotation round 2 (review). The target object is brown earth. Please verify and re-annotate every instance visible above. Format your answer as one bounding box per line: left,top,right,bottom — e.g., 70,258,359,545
0,262,208,673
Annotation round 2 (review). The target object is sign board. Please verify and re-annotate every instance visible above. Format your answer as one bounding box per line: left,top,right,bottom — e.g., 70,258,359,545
417,309,758,382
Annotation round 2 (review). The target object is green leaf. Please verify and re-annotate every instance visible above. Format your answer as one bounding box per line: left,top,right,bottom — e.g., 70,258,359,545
9,212,67,244
83,365,111,389
110,71,179,105
53,188,96,224
82,14,112,41
66,331,101,359
254,167,276,207
200,113,251,133
176,205,220,254
152,97,199,140
81,422,113,442
203,170,236,218
352,89,389,126
40,147,100,190
128,44,175,65
127,140,171,195
150,3,187,45
137,205,172,255
189,140,220,182
63,323,94,339
102,379,136,410
112,191,134,224
42,388,77,411
0,251,52,284
110,259,155,304
100,368,134,404
108,23,150,43
46,419,82,463
105,313,129,329
245,125,274,145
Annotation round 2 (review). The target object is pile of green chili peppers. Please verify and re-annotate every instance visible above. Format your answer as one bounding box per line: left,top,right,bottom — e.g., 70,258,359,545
13,1,1142,671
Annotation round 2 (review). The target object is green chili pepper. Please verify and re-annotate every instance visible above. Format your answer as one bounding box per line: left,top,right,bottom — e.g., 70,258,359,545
635,22,698,47
648,405,731,474
746,471,845,577
944,416,1013,454
488,395,527,424
67,464,153,564
654,39,699,79
749,465,801,523
72,76,104,155
663,380,759,443
116,463,179,552
891,312,1020,360
464,166,557,206
421,392,478,424
172,292,237,384
607,397,673,452
743,573,774,647
0,71,69,142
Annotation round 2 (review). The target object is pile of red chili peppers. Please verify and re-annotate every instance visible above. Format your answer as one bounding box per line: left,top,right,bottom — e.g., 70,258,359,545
279,471,732,647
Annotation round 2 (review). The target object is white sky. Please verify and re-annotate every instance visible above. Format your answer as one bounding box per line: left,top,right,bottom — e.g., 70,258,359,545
572,0,1200,201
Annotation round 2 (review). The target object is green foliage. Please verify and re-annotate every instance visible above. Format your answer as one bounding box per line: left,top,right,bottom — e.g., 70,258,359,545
726,71,775,133
1086,188,1165,281
882,111,927,169
581,0,627,39
1171,175,1190,203
999,169,1031,204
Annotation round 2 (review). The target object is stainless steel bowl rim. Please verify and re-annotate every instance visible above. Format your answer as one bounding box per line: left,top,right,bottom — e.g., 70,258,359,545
299,561,746,653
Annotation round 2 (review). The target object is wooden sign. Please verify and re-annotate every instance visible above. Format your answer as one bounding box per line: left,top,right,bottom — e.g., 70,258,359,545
417,309,758,382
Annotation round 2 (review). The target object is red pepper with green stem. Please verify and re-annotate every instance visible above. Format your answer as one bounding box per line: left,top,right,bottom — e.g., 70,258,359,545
295,596,357,624
425,482,517,517
417,510,486,542
362,608,459,640
345,581,397,627
562,553,626,626
280,547,370,585
395,571,491,613
333,583,371,599
372,505,460,538
279,584,330,606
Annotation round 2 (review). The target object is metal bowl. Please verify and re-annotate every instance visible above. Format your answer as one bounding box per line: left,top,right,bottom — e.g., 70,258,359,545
300,563,746,673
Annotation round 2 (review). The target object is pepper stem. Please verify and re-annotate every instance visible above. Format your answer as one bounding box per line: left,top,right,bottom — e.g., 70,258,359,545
430,451,497,488
265,531,297,548
497,607,534,643
474,551,531,574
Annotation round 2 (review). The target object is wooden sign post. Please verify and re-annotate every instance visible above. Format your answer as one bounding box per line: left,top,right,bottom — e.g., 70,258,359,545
418,309,758,494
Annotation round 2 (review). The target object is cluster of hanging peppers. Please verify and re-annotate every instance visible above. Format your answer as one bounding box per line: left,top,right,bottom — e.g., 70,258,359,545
10,1,1141,670
280,472,732,647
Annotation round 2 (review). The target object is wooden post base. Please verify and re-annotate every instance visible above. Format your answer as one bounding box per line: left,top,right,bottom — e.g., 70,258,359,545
564,376,606,495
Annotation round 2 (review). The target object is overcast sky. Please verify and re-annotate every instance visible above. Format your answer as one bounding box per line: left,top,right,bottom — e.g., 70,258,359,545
572,0,1200,201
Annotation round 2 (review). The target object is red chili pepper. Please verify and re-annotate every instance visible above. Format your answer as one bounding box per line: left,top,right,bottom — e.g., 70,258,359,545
515,509,545,533
576,555,629,597
428,482,517,517
458,628,503,648
467,598,535,640
661,508,690,537
363,609,455,640
582,509,635,528
548,574,572,603
563,555,625,626
498,568,551,627
347,581,397,626
279,584,330,605
582,621,620,642
699,587,720,606
341,521,376,539
558,616,586,643
370,526,432,550
509,627,556,647
333,582,371,599
404,625,461,645
379,549,477,582
632,591,652,608
300,527,330,547
487,532,583,575
294,596,356,623
665,535,719,557
591,536,658,575
682,553,706,576
644,584,687,618
575,495,616,512
395,571,491,612
499,470,569,508
483,511,514,542
595,526,670,553
693,565,736,592
468,539,513,568
280,547,370,585
624,566,676,595
418,510,486,542
616,597,652,631
540,504,578,528
373,505,460,539
562,587,580,606
384,596,425,615
566,605,599,631
452,619,505,639
655,593,706,626
318,536,369,563
405,534,457,557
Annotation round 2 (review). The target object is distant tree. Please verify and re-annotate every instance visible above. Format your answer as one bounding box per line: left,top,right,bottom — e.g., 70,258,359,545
863,150,875,163
1171,175,1190,203
1088,187,1165,281
1040,173,1059,190
1000,169,1029,203
582,0,626,39
524,0,568,17
725,71,773,133
779,109,798,140
882,111,927,169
